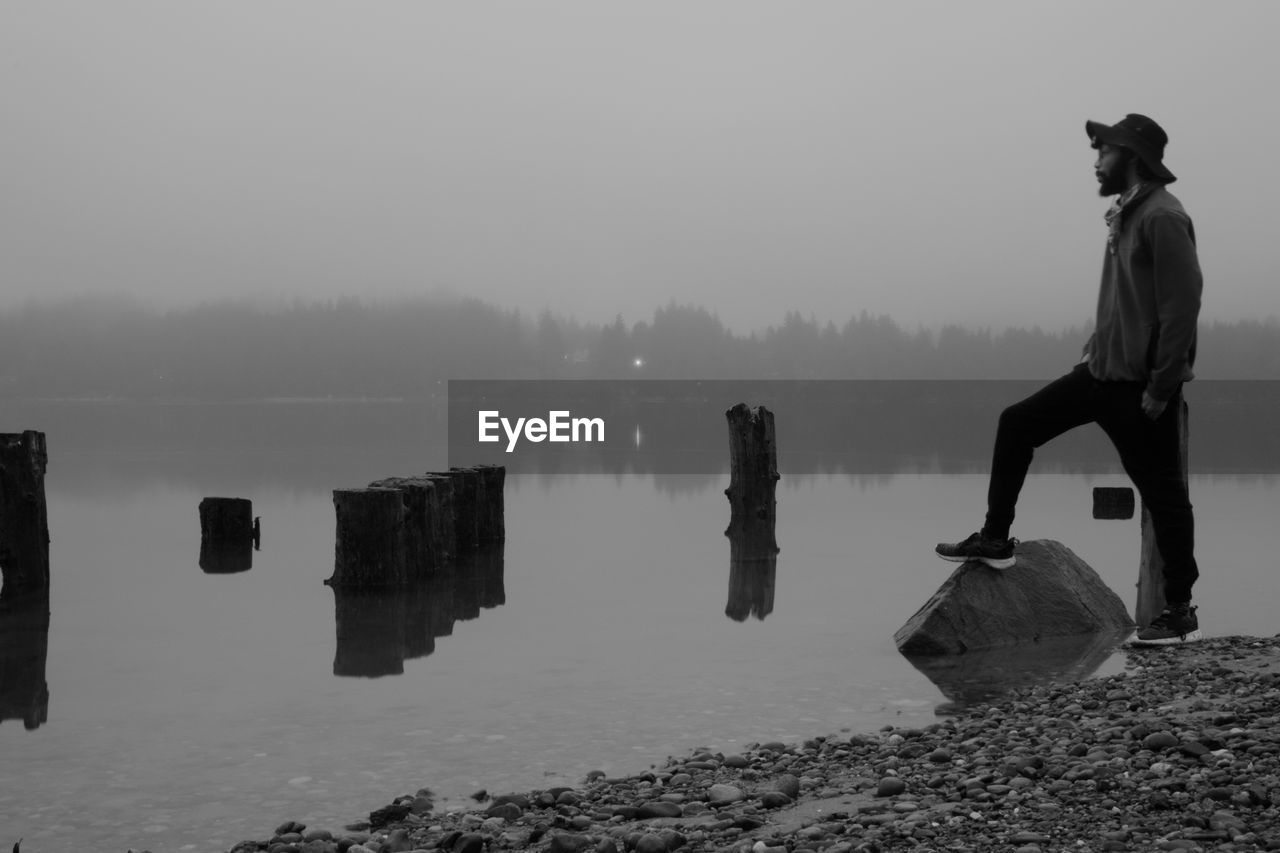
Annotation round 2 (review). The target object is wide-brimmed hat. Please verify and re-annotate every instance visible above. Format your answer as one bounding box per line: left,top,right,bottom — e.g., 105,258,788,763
1086,113,1176,183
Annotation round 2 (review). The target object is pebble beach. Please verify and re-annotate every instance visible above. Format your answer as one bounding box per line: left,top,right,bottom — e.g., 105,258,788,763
220,635,1280,853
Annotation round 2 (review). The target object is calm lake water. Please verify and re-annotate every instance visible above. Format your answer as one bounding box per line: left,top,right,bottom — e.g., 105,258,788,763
2,385,1277,852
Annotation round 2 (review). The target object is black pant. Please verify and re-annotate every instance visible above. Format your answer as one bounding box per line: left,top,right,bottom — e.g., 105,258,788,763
983,364,1199,603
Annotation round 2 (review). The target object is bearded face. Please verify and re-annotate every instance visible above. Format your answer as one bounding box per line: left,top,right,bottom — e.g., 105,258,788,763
1093,143,1135,197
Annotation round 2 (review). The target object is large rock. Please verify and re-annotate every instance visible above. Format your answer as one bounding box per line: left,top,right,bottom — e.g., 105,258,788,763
894,539,1134,655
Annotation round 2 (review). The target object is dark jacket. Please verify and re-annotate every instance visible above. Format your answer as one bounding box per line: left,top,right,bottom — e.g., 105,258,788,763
1084,184,1202,402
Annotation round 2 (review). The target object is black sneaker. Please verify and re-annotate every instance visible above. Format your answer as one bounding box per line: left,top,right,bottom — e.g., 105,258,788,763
935,531,1018,570
1133,603,1202,646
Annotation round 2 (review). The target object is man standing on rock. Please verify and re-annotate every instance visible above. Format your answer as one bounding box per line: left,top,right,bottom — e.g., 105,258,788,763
934,113,1203,646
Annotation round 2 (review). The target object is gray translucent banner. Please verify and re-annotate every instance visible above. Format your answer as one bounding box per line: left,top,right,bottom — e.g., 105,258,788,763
446,379,1280,476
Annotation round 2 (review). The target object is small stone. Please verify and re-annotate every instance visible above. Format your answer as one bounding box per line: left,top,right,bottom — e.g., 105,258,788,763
875,777,906,797
1010,833,1050,844
486,802,522,822
775,773,801,799
708,784,745,805
453,833,485,853
548,833,594,853
384,829,413,853
759,791,793,809
637,801,683,819
1143,731,1180,751
634,834,667,853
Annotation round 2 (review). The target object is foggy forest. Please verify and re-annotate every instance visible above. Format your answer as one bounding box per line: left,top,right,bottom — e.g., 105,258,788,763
2,295,1278,400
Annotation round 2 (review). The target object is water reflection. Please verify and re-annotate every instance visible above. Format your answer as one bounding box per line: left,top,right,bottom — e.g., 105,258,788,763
330,543,505,677
901,628,1132,712
0,587,51,730
724,501,779,622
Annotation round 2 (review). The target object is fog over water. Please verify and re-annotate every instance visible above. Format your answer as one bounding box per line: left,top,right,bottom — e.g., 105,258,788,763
5,2,1280,332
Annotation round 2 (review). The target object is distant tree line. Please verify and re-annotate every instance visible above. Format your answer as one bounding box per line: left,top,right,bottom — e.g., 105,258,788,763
1,295,1277,399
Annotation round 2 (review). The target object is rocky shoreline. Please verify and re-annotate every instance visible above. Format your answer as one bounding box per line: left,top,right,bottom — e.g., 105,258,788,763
224,635,1280,853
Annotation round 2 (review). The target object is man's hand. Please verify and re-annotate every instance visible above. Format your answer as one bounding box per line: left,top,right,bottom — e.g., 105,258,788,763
1141,391,1167,421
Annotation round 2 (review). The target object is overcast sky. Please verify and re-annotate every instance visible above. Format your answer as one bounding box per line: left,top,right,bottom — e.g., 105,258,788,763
4,1,1278,333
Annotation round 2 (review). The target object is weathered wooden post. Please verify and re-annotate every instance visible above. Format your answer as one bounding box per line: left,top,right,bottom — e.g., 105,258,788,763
328,488,408,587
448,467,481,553
724,404,779,522
1092,486,1135,520
724,404,780,621
1136,399,1189,628
0,431,50,592
473,465,506,543
198,497,257,573
368,477,439,581
418,472,457,564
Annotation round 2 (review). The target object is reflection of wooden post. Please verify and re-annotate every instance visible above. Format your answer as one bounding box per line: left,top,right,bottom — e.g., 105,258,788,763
725,514,778,621
328,488,407,587
1136,399,1189,627
725,405,779,521
0,431,50,592
331,587,407,677
0,588,51,729
198,497,255,573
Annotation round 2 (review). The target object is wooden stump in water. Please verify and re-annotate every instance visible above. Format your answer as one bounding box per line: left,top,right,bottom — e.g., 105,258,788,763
198,497,255,574
448,467,481,553
329,488,408,587
724,404,779,522
724,404,780,621
473,464,506,543
0,431,50,592
368,477,441,581
1136,398,1189,628
417,472,457,566
1092,486,1135,520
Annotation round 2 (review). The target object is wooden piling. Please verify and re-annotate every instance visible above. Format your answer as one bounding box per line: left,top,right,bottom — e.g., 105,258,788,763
1136,399,1189,628
198,497,255,574
0,431,50,592
328,488,408,587
368,477,441,581
724,404,779,522
329,467,502,588
724,404,780,621
448,467,481,553
1092,487,1135,520
416,473,457,564
473,465,506,543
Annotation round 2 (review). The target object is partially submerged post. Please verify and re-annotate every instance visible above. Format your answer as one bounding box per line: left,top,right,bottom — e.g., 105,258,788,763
725,404,779,522
0,431,50,592
724,404,780,621
368,477,441,581
1136,399,1189,627
329,488,408,587
330,467,504,588
1092,486,1135,520
198,497,257,574
448,467,480,553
